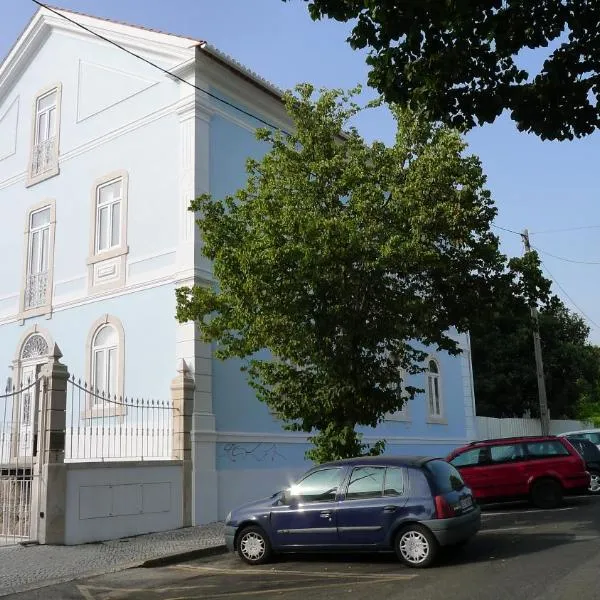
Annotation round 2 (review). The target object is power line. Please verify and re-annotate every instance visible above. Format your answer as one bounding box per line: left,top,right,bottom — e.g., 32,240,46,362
491,223,521,236
533,246,600,265
531,224,600,235
540,261,600,329
31,0,291,135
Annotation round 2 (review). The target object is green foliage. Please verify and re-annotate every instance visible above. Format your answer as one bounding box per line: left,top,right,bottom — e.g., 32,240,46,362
471,266,600,420
292,0,600,140
176,84,527,462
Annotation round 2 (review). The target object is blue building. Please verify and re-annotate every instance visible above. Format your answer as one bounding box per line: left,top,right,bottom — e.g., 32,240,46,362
0,6,476,525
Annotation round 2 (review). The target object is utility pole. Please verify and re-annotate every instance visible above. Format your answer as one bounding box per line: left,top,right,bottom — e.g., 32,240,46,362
521,229,550,436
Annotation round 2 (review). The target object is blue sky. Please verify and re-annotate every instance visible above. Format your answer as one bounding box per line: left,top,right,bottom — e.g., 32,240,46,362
3,0,600,342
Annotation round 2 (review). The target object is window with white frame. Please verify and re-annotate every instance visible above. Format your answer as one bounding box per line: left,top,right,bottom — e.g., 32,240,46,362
20,200,56,319
29,85,61,182
25,207,51,309
91,325,118,401
85,316,125,417
95,178,123,253
426,358,443,419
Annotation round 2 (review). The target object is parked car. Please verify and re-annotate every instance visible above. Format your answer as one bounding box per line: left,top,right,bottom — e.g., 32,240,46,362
225,456,481,568
562,436,600,494
558,428,600,450
447,435,590,509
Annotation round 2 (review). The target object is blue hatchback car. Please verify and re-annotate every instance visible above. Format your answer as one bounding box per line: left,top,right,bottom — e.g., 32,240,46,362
225,455,481,568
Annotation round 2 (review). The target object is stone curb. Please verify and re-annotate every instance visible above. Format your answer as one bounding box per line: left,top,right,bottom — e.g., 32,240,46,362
140,544,228,568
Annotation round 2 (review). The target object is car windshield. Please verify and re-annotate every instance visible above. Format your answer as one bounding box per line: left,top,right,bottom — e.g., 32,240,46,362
425,459,465,493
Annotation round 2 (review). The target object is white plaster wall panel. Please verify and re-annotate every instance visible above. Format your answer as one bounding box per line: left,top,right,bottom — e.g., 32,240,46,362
142,482,171,513
0,96,19,161
0,294,18,319
79,484,111,519
76,60,159,122
65,462,183,545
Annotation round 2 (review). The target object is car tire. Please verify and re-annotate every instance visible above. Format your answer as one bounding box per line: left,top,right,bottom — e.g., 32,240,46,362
530,478,563,509
236,525,273,565
589,471,600,494
394,524,439,568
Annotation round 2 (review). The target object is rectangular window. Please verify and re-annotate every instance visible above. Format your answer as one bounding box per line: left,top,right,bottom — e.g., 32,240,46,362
490,444,525,464
524,441,570,458
29,85,61,183
35,91,57,145
25,207,51,309
345,466,385,500
96,179,123,253
384,467,406,496
288,468,344,504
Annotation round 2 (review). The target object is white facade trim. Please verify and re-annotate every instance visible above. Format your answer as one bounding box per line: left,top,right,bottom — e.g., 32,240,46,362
197,430,469,445
0,10,197,106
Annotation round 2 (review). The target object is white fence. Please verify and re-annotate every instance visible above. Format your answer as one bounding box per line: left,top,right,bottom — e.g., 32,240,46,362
65,376,174,462
475,417,591,440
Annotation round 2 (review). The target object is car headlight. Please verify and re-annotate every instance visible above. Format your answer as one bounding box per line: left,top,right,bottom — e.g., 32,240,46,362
226,511,232,524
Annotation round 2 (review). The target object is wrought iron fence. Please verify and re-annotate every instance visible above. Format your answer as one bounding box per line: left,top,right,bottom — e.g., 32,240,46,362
65,376,174,462
30,137,56,177
0,377,42,545
24,271,49,309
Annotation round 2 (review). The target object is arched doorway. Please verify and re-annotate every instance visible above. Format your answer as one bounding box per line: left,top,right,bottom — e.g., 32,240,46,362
11,327,53,458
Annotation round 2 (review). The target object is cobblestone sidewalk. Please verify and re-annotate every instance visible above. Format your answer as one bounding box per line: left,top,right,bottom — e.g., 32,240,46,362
0,522,225,597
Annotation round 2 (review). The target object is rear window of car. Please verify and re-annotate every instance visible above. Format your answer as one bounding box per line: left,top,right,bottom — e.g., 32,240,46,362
424,459,465,493
524,440,570,458
569,438,600,461
583,432,600,445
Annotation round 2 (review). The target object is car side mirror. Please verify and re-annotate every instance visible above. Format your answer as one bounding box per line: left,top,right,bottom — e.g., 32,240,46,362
281,488,296,506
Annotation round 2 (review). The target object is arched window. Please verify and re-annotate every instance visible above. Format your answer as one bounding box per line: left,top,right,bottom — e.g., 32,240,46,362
92,325,118,399
426,358,443,419
85,315,125,417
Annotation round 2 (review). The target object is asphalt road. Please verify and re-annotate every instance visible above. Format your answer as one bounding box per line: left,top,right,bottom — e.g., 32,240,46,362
8,495,600,600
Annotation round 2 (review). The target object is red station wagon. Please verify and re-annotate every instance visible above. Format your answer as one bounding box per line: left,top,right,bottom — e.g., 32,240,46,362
447,436,590,509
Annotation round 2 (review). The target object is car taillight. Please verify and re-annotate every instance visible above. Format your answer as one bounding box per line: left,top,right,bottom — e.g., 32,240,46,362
434,495,455,519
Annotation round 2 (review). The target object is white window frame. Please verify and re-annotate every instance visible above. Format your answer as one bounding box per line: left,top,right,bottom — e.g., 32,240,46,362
385,368,411,422
85,315,125,418
27,83,62,186
18,199,57,322
87,171,129,293
425,356,446,424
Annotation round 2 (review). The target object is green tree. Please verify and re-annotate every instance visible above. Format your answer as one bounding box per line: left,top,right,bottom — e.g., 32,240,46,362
176,85,528,462
472,273,599,419
293,0,600,140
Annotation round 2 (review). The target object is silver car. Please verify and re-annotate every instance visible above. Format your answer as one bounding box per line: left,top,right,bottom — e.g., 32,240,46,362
558,429,600,450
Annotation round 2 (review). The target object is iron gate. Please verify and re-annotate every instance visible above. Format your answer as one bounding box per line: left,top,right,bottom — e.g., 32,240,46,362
0,375,43,545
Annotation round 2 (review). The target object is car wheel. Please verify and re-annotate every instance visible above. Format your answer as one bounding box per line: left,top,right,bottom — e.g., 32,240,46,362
236,526,272,565
530,478,563,509
589,471,600,494
394,524,438,568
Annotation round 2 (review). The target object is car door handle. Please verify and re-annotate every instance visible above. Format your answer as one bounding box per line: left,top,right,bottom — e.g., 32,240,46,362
320,511,332,519
383,506,397,513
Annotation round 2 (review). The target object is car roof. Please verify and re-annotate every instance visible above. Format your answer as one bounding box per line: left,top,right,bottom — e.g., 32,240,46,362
460,435,562,449
558,429,600,435
318,455,439,469
565,435,596,444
